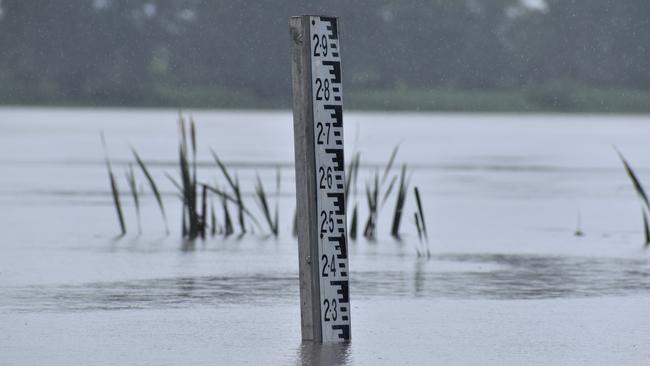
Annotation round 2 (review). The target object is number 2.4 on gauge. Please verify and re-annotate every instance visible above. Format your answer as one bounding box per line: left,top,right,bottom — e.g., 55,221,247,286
321,254,337,277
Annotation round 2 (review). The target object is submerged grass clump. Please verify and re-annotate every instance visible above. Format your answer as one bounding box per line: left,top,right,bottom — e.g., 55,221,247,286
102,117,430,254
180,117,201,238
342,145,430,255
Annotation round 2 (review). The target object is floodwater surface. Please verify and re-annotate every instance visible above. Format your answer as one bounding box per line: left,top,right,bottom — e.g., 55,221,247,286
1,108,649,365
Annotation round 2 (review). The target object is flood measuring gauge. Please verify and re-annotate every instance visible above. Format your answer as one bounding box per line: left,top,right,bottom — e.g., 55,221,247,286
290,15,350,342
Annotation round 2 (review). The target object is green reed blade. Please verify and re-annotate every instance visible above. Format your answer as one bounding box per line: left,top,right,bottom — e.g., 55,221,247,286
179,144,198,238
181,202,187,237
210,150,238,193
131,147,169,234
178,113,187,155
210,200,217,236
381,175,398,208
109,170,126,235
234,174,246,233
126,164,141,234
414,212,423,257
390,164,408,238
381,144,399,184
414,212,423,241
190,117,197,157
350,203,358,241
615,148,650,212
164,172,183,194
200,184,207,238
101,132,126,235
202,184,236,203
209,150,263,232
255,173,277,236
414,186,428,242
222,195,233,237
643,211,650,248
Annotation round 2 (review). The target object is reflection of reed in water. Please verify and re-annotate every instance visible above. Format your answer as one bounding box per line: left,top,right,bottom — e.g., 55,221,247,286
414,259,426,296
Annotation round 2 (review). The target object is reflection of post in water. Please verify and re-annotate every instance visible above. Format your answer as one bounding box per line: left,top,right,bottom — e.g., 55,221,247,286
296,342,351,366
181,238,196,252
414,259,425,296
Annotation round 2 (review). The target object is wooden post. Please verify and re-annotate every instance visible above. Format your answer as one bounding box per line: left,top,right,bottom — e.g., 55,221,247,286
290,15,350,343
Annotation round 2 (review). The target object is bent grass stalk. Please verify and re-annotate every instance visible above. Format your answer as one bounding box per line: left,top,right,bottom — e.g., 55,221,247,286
414,186,428,242
414,212,423,256
125,164,141,234
101,132,126,236
132,147,169,234
255,173,278,236
380,175,398,209
616,148,650,211
212,150,245,233
211,200,217,236
164,173,186,202
381,144,399,184
200,184,207,239
210,150,262,232
202,183,261,230
349,203,358,241
222,195,234,236
390,164,408,238
616,148,650,246
234,175,245,233
363,172,379,240
179,141,199,238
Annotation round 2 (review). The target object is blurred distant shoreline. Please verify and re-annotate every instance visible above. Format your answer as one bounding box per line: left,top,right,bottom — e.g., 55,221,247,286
1,85,649,114
2,2,648,114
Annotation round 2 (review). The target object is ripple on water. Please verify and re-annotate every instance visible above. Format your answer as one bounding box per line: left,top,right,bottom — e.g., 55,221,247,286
1,254,649,313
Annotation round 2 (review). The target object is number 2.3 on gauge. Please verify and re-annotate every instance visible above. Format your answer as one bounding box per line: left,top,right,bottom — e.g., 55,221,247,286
323,298,338,321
